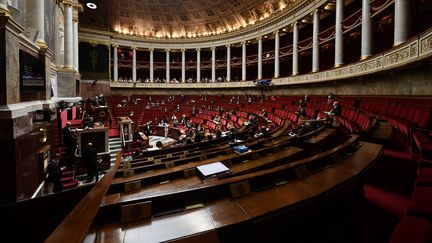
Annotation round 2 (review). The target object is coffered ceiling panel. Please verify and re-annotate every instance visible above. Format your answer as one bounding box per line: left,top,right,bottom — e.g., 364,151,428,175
79,0,305,39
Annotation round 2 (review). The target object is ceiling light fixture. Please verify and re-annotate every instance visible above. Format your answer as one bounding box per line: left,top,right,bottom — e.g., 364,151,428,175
86,2,97,9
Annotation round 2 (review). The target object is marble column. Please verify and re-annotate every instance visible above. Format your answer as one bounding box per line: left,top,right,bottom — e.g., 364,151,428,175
226,45,231,81
73,16,79,71
149,48,154,82
258,37,262,79
132,47,137,82
63,1,74,69
292,22,299,75
312,10,320,72
361,0,372,59
26,0,46,47
242,41,247,81
274,31,280,78
196,48,201,82
335,0,344,67
113,45,118,81
166,49,170,82
394,0,410,46
211,47,216,82
181,49,186,83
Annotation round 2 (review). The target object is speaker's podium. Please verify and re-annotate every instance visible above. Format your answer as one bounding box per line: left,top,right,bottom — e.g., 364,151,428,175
196,162,231,179
76,127,109,157
94,106,110,127
118,116,133,146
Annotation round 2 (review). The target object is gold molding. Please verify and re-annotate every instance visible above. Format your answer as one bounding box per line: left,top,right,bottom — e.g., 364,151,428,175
37,40,48,49
360,55,372,60
108,27,432,90
0,5,10,17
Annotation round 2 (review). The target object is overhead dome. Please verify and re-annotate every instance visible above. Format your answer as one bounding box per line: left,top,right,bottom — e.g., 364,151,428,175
79,0,305,39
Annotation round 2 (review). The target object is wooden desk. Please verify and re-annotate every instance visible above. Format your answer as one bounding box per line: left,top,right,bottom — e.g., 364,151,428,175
156,126,182,140
75,127,109,157
94,106,109,126
86,141,382,243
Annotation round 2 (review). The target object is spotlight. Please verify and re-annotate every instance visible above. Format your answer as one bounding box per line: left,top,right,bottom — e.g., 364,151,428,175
86,2,97,9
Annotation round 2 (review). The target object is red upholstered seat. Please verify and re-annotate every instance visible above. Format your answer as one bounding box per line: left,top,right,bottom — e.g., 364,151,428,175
408,186,432,217
390,216,432,243
417,168,432,185
364,184,410,218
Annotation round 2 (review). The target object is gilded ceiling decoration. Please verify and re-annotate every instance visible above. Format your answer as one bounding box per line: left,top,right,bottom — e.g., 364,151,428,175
79,0,305,39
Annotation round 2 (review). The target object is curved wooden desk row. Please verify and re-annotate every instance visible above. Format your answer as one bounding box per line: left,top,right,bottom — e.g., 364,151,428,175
44,153,122,243
116,119,313,177
122,121,258,161
84,136,382,243
115,119,289,173
96,133,363,219
109,125,332,194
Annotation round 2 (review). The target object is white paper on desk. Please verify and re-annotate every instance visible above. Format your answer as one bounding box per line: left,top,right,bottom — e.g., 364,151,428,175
196,162,230,177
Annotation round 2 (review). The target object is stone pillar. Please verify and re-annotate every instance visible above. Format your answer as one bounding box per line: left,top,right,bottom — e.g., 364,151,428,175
196,48,201,82
72,15,79,71
274,31,280,78
149,48,154,82
394,0,410,46
181,49,186,83
71,3,83,70
335,0,344,67
113,45,118,81
258,37,262,79
361,0,372,59
26,0,46,47
292,22,299,75
312,10,320,72
211,47,216,82
132,47,137,82
166,49,170,82
242,41,247,81
0,11,24,105
226,45,231,81
63,1,74,69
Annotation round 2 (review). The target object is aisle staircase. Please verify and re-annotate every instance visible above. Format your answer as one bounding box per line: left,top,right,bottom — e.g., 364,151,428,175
60,167,79,190
109,137,122,164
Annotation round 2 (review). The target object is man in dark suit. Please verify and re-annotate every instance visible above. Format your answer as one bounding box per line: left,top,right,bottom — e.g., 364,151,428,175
46,153,63,193
329,101,341,116
82,143,99,183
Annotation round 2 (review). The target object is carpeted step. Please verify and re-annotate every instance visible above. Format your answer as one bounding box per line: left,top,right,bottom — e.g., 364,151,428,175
63,180,79,190
61,176,74,183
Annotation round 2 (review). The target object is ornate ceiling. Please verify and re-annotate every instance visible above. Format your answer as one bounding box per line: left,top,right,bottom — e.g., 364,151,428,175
78,0,305,39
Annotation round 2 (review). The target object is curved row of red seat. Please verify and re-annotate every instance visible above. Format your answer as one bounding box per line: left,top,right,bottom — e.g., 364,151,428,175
390,128,432,243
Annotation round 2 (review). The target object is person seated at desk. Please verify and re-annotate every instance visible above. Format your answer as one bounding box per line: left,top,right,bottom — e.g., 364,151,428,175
171,114,178,124
181,114,187,125
93,96,100,107
82,116,95,129
323,101,342,127
260,109,268,118
327,101,341,116
256,125,269,138
296,103,307,119
143,122,152,136
133,128,142,141
213,115,221,124
98,93,106,106
215,125,223,139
